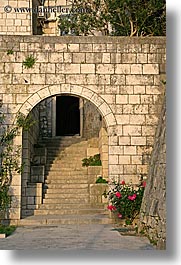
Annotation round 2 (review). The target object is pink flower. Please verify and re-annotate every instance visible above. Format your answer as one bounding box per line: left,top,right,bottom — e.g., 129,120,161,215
107,205,116,211
121,180,125,185
128,194,137,201
142,181,146,187
115,192,122,198
118,213,122,218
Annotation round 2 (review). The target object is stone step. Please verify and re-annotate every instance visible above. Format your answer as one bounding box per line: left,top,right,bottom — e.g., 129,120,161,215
45,178,87,183
47,147,86,153
46,143,87,148
45,179,88,184
38,203,105,210
43,189,88,195
44,193,88,199
47,153,86,159
43,197,89,204
47,158,83,163
41,138,86,143
47,151,86,154
45,169,85,173
46,167,86,171
46,153,86,158
46,188,88,194
45,139,87,143
34,208,107,216
17,213,112,226
47,164,84,169
45,184,88,189
45,172,87,177
46,156,85,160
46,160,83,164
40,137,86,143
47,148,87,152
46,164,84,169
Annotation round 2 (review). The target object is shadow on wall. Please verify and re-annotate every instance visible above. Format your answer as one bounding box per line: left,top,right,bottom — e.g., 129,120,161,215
139,95,166,250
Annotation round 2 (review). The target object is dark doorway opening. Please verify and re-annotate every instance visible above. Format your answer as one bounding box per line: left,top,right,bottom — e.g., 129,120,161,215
56,96,80,136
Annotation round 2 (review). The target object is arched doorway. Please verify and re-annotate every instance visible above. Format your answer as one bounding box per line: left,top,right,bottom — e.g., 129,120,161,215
19,86,115,220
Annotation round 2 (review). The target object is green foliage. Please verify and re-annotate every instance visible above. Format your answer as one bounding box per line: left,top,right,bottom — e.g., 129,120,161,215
0,186,10,212
96,176,108,184
58,0,108,36
82,154,102,167
106,0,166,36
58,0,166,36
0,111,34,217
7,49,14,55
16,112,36,131
23,55,36,69
105,180,145,224
0,225,16,236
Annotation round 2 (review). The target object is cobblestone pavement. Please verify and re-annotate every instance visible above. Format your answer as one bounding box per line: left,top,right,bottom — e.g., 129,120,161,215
0,224,155,250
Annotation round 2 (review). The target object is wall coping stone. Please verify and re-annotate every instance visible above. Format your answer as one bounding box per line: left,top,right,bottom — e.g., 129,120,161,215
0,35,166,45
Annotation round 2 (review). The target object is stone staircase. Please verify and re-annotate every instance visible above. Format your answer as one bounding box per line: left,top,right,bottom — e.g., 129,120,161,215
19,136,110,226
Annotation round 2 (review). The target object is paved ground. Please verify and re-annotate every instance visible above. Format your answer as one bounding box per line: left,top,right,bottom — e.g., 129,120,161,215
0,224,155,250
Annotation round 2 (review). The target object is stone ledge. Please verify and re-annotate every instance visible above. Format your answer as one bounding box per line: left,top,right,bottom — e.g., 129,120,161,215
0,35,166,45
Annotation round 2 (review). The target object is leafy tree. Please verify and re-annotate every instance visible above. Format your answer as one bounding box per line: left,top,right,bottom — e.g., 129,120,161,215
58,0,166,36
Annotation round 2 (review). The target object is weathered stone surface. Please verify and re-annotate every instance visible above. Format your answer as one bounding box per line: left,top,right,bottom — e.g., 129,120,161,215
139,96,166,250
0,35,166,223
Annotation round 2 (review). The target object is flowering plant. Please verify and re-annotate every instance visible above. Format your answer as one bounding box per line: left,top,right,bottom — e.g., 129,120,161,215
104,180,146,224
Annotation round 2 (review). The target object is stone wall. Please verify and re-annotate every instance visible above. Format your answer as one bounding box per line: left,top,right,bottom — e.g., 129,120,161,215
139,96,166,250
0,0,75,36
0,0,32,35
83,100,101,139
99,121,108,178
0,35,166,220
22,104,40,217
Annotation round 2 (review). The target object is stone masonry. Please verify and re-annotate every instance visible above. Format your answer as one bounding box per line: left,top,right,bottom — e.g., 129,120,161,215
139,96,166,250
0,1,77,36
0,0,32,35
0,35,166,221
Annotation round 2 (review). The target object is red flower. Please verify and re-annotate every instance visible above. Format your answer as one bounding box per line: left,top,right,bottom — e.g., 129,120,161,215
128,194,137,201
121,180,125,185
107,205,116,211
118,213,122,218
115,192,122,198
142,181,146,187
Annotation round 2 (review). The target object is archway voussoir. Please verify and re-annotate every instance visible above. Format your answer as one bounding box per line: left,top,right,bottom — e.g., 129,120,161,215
19,102,32,116
99,102,112,117
27,93,41,107
82,87,94,100
70,85,83,96
61,84,71,94
104,113,117,129
49,85,61,96
91,93,104,108
37,87,51,99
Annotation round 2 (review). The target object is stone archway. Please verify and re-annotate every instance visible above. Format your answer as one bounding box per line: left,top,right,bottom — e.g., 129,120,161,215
18,85,117,220
19,84,117,132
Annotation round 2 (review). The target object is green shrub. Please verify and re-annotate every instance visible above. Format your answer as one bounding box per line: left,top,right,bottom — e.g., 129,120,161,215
96,176,108,184
82,154,102,167
104,180,146,224
0,225,16,236
23,55,36,69
7,49,14,55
